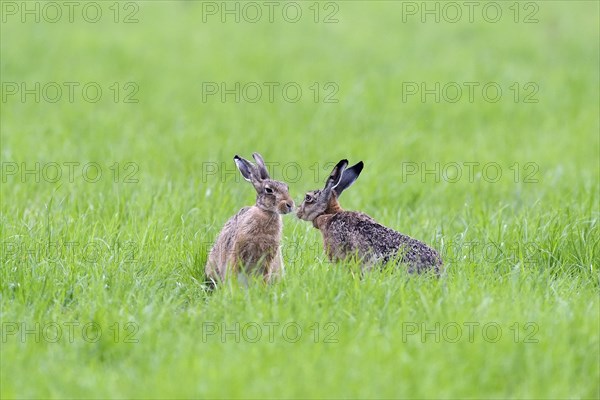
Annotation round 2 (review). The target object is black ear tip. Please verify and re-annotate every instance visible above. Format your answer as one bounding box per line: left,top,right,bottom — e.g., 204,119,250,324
336,159,349,168
234,155,241,160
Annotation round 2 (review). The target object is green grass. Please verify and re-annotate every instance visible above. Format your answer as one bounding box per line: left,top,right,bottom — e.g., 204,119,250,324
1,1,599,398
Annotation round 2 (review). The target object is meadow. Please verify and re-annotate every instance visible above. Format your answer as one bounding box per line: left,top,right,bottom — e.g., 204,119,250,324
1,1,599,398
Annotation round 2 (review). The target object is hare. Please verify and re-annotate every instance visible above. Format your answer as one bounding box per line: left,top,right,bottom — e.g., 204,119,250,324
297,159,442,274
205,153,295,285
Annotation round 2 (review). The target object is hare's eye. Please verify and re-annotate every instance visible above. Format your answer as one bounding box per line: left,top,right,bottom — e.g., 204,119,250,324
265,187,274,194
305,194,313,202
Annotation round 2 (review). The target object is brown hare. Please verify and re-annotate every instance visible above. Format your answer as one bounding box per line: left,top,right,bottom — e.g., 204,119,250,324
205,153,294,286
297,159,442,274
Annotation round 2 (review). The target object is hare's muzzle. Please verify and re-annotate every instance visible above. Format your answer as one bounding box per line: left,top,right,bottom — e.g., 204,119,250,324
279,200,294,214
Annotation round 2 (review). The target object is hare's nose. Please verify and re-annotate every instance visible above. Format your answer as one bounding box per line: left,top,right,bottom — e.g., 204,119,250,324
286,202,294,211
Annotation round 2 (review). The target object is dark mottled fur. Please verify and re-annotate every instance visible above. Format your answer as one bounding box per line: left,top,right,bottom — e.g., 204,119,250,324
317,211,442,273
297,159,442,274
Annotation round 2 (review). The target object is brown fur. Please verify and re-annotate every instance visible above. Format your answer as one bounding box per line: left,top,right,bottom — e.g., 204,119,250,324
297,159,442,274
311,195,342,228
205,154,294,285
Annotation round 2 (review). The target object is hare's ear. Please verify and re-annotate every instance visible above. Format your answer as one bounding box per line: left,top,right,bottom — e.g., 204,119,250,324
334,161,363,198
234,155,259,183
324,159,348,191
252,152,270,180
